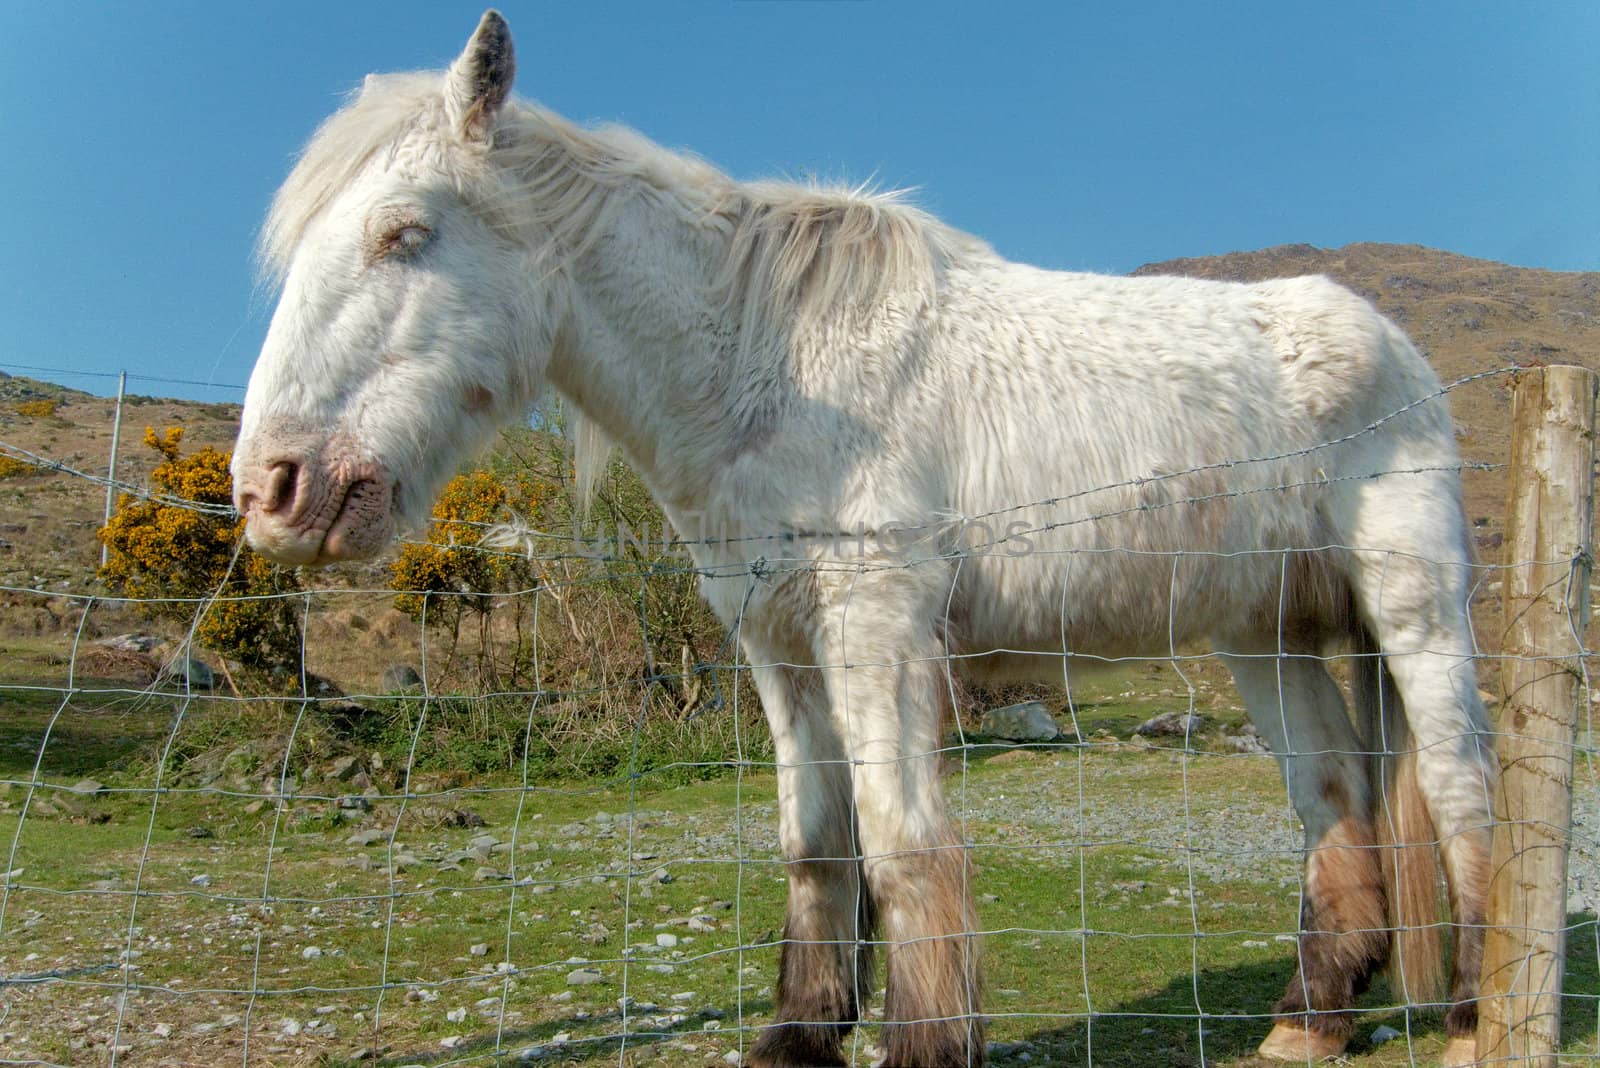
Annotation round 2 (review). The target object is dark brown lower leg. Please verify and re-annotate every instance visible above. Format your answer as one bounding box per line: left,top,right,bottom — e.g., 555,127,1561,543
1274,816,1391,1043
749,664,873,1067
817,637,983,1066
1442,833,1490,1040
750,858,876,1067
872,842,984,1067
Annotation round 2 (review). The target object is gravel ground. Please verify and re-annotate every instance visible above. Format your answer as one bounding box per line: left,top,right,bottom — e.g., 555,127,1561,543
953,750,1600,916
1567,782,1600,915
951,753,1303,889
612,743,1600,915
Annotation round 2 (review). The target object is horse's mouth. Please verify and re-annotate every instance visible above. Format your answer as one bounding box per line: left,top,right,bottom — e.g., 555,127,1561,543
319,478,396,561
242,474,396,567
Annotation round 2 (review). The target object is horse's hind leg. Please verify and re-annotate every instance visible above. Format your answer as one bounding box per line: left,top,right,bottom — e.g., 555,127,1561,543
1219,646,1389,1061
815,571,982,1067
747,663,874,1068
1339,529,1495,1066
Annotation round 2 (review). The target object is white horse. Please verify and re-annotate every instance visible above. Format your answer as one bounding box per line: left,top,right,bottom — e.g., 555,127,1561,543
233,13,1494,1066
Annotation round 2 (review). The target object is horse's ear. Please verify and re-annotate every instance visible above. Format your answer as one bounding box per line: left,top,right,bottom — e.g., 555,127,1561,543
445,10,516,142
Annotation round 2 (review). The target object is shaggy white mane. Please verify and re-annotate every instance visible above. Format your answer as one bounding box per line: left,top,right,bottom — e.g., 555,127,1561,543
262,70,993,319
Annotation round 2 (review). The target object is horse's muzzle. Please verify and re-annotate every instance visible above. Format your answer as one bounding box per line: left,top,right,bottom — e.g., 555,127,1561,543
234,433,395,565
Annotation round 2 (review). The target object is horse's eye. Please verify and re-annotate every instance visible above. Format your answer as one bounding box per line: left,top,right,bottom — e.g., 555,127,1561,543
390,224,432,256
368,222,433,265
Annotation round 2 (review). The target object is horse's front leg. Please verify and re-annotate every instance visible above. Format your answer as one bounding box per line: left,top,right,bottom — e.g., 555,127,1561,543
818,577,983,1068
748,663,874,1068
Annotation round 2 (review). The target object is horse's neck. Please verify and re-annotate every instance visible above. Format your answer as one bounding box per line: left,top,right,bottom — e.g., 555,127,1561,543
542,189,747,515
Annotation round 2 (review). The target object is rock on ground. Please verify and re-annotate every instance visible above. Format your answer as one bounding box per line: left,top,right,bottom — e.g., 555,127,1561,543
1133,711,1206,738
980,701,1061,742
1220,722,1272,755
383,664,423,691
161,654,214,690
98,633,161,653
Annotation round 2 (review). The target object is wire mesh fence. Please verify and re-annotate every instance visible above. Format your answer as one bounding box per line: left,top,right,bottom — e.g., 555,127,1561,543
0,364,1596,1067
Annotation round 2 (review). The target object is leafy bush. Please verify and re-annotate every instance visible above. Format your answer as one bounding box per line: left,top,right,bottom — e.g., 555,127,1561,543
15,398,58,418
390,468,544,620
0,455,41,479
389,466,548,688
99,426,303,670
490,422,730,707
383,420,768,776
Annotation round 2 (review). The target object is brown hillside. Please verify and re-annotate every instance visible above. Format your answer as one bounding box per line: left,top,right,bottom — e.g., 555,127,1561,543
0,373,243,600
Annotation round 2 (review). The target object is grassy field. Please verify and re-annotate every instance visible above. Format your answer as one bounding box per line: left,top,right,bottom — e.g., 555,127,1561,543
1,644,1596,1068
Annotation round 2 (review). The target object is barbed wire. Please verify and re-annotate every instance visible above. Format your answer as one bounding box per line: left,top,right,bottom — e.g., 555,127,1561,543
0,360,246,393
0,439,238,517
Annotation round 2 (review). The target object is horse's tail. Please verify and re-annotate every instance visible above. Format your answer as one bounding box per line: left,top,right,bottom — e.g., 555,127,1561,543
1352,624,1446,1004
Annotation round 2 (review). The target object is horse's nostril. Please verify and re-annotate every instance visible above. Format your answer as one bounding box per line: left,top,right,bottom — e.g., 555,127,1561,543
262,461,299,516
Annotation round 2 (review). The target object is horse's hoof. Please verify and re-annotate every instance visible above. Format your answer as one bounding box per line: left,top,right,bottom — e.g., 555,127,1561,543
1256,1021,1348,1062
1440,1035,1478,1067
747,1026,848,1068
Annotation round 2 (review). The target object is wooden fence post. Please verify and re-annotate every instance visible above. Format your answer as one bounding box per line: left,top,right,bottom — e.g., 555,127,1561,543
100,369,126,569
1478,365,1598,1065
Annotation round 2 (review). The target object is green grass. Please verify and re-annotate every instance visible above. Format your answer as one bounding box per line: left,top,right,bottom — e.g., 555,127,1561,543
3,767,1595,1066
0,651,1596,1065
0,680,179,785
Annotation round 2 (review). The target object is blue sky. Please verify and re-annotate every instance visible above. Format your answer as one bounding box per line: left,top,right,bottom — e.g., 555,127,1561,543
1,2,1595,403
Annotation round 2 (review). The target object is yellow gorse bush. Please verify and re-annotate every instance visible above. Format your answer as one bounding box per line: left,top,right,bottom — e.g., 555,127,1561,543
15,398,58,418
390,468,540,620
0,455,41,479
99,426,302,669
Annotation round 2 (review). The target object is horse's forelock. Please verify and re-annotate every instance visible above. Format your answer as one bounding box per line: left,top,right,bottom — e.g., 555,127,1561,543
259,73,457,284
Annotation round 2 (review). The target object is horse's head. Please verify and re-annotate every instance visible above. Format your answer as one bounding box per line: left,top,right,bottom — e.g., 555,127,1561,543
233,11,550,565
